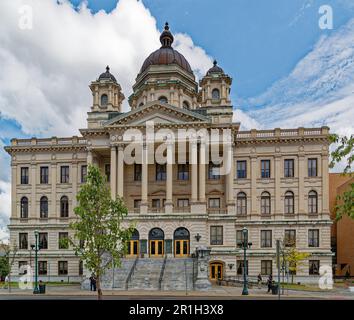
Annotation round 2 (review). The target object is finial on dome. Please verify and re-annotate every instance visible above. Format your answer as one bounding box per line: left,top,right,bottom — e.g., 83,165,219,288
164,22,169,30
160,21,174,47
106,65,110,73
213,60,217,66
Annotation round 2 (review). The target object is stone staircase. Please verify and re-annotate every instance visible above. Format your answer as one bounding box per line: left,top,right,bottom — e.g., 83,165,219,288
100,258,136,289
161,258,194,291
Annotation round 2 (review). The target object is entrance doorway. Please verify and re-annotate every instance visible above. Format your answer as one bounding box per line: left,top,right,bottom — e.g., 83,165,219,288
173,227,190,257
210,262,223,280
127,229,139,257
149,228,164,257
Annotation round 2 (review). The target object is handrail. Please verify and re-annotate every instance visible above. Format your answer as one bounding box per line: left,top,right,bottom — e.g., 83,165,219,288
125,256,139,290
158,256,167,290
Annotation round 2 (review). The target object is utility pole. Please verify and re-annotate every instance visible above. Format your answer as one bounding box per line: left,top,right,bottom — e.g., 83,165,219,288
276,239,281,300
33,230,39,294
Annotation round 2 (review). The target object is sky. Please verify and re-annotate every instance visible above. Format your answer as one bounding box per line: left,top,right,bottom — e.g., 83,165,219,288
0,0,353,241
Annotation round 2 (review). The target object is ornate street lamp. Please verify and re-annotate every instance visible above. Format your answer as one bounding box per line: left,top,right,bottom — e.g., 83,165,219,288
237,227,252,296
33,230,40,294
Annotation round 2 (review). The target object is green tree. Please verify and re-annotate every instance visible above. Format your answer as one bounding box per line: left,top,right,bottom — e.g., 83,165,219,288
69,164,134,300
283,246,310,284
0,241,18,292
329,134,354,219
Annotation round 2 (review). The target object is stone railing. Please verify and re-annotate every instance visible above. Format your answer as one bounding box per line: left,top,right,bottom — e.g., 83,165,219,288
11,136,87,146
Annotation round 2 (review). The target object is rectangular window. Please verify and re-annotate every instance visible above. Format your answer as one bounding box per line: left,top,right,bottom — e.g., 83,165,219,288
177,199,189,207
237,260,248,275
105,164,110,182
79,261,83,276
308,229,319,247
18,261,28,275
208,198,221,208
309,260,320,275
81,165,87,183
308,158,318,177
284,159,294,178
177,164,189,180
40,166,49,184
39,232,48,249
20,167,29,184
58,261,68,275
208,163,220,180
284,230,296,247
210,226,223,245
19,233,28,250
38,261,47,275
261,230,272,248
134,164,142,181
236,230,245,246
261,160,271,178
156,164,166,181
59,232,69,249
237,161,247,179
60,166,69,183
261,260,273,275
134,199,141,209
152,199,161,208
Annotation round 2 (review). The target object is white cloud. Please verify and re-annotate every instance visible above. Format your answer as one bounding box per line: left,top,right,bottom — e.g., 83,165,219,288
0,180,11,242
233,109,261,130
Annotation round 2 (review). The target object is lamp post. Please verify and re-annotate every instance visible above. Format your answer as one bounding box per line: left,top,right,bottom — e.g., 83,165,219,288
238,227,252,296
33,230,39,294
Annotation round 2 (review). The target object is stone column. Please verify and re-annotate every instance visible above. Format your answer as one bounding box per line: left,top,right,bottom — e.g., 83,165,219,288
322,150,330,218
72,162,78,209
225,144,235,214
110,146,117,200
165,142,173,214
191,141,198,203
194,246,212,290
250,155,257,219
87,150,93,165
198,142,206,203
31,163,36,219
51,162,57,218
141,143,148,214
298,153,305,218
11,163,17,218
117,145,124,198
274,154,281,219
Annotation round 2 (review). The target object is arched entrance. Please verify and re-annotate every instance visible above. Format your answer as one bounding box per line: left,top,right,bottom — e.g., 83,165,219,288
149,228,164,257
210,261,223,281
127,229,139,257
174,227,190,257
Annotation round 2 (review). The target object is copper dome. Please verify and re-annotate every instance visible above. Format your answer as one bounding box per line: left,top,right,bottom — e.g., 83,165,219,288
139,22,193,75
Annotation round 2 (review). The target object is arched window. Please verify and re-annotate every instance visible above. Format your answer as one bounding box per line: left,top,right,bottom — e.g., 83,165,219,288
158,96,168,104
284,191,294,214
174,227,190,240
237,192,247,216
40,196,48,218
60,196,69,218
20,197,28,219
149,228,164,240
212,88,220,100
100,94,108,106
182,101,190,110
261,192,271,215
131,229,140,240
308,191,318,214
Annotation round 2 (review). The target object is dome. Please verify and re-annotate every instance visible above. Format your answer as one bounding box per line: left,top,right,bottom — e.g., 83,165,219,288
206,60,224,75
139,22,193,75
98,66,117,82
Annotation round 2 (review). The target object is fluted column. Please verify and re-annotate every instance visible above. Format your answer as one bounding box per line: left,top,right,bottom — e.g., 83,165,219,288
11,164,17,218
51,163,57,218
298,154,305,218
250,155,257,219
191,141,198,203
274,155,281,218
110,146,117,200
165,142,173,214
72,162,78,209
322,151,330,218
117,145,124,198
141,143,148,214
198,142,206,203
31,163,36,219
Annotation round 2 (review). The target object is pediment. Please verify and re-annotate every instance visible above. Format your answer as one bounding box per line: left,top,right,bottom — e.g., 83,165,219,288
104,102,209,127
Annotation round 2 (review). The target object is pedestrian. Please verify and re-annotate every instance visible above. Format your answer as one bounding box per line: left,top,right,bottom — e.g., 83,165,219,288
89,273,97,291
257,273,262,289
267,274,273,293
4,275,9,290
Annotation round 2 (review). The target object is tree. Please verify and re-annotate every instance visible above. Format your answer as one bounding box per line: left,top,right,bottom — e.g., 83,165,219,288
0,241,18,292
69,164,134,300
283,246,310,284
329,134,354,220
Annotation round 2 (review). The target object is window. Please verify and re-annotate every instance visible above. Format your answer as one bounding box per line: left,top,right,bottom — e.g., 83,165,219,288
309,260,320,275
81,165,87,183
236,192,247,216
40,196,48,218
308,229,319,247
134,164,142,181
60,166,69,183
105,164,110,182
177,199,189,207
20,197,28,218
152,199,161,208
261,260,273,275
236,161,247,179
20,167,29,184
237,260,248,275
261,160,271,178
208,162,220,180
236,230,245,246
284,191,294,214
59,232,69,249
19,233,28,249
284,159,294,178
101,94,108,106
39,233,48,249
40,166,49,184
261,192,271,215
79,239,85,249
39,261,47,275
208,198,220,208
18,261,28,275
212,88,220,100
261,230,272,248
158,96,168,103
156,164,166,181
79,261,83,276
182,101,190,110
60,196,69,218
134,199,141,209
308,191,318,214
58,261,68,275
308,158,317,177
177,164,189,180
284,230,296,247
210,226,223,245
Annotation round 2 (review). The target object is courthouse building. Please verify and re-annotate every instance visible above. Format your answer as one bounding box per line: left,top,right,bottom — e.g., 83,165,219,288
5,23,332,285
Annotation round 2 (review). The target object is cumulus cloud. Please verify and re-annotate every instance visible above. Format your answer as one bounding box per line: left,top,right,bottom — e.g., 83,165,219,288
0,180,11,243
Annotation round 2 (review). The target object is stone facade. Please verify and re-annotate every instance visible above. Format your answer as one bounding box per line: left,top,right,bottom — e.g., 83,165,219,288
4,23,332,284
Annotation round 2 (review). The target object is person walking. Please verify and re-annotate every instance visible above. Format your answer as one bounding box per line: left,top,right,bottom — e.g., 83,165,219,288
89,273,97,291
257,273,262,289
267,274,273,293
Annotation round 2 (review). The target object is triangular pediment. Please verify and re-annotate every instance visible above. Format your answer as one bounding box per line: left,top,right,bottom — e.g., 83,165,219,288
104,102,209,127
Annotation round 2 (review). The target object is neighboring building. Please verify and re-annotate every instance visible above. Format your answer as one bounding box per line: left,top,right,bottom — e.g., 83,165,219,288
329,173,354,277
4,23,332,284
